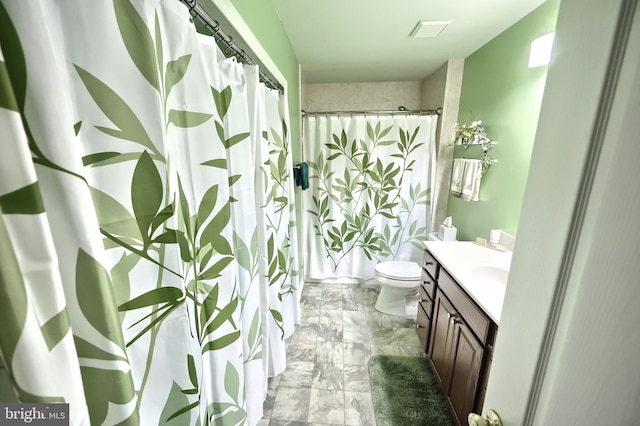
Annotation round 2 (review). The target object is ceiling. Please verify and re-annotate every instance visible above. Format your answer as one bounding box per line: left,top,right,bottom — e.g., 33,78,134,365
272,0,547,83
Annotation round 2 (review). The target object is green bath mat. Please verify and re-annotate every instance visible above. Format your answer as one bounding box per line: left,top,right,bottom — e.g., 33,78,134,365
368,355,455,426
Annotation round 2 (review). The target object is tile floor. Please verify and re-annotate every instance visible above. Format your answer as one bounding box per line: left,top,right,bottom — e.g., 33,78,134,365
257,282,426,426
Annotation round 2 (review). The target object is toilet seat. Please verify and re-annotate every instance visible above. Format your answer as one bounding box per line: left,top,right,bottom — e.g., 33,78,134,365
375,261,421,281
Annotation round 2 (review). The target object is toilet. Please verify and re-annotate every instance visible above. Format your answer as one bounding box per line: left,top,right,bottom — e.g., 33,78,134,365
374,261,422,317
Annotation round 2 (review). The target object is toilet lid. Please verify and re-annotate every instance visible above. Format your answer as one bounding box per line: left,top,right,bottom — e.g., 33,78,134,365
376,261,421,280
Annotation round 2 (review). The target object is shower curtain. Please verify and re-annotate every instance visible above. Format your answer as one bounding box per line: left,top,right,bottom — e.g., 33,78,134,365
302,114,437,281
0,1,300,425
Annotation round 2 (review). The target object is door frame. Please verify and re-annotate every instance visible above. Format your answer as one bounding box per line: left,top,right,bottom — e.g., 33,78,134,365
483,0,639,424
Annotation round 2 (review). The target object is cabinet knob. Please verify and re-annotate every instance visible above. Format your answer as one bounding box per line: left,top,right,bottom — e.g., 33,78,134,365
468,409,502,426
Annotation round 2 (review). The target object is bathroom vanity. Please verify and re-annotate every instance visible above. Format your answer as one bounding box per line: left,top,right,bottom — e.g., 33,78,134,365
417,241,512,425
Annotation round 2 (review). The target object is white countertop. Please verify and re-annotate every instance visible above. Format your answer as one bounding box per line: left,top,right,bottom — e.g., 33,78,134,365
424,241,512,324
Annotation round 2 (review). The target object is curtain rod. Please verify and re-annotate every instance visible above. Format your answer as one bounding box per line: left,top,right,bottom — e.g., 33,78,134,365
302,107,442,117
179,0,284,93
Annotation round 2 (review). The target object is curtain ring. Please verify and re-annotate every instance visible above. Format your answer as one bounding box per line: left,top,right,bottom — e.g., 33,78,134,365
187,0,196,23
210,20,221,37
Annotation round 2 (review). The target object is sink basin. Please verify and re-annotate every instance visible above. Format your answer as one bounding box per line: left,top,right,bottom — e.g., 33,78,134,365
472,266,509,286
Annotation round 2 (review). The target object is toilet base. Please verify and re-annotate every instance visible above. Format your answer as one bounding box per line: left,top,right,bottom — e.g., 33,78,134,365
375,285,420,317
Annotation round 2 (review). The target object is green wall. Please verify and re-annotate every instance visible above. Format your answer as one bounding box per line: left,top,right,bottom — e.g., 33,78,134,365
228,0,302,161
446,0,560,241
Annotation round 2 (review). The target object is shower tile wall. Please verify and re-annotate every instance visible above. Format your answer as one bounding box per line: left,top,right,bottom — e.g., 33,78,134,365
302,81,422,112
421,59,464,230
259,282,424,426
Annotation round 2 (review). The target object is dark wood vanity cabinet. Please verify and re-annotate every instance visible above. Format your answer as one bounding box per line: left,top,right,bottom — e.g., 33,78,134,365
430,288,486,425
417,248,498,426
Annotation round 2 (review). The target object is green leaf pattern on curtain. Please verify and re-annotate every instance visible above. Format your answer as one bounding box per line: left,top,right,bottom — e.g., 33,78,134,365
304,115,436,279
113,0,160,91
74,64,162,157
0,1,300,425
1,1,137,421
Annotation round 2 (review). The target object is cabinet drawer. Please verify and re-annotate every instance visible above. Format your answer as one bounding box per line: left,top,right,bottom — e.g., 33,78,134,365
419,283,428,301
421,271,436,299
416,303,431,351
423,249,439,280
438,269,492,344
419,281,434,302
419,296,433,319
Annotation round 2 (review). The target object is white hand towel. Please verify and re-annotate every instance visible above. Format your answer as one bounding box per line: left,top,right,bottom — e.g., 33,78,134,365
450,158,465,197
461,159,483,202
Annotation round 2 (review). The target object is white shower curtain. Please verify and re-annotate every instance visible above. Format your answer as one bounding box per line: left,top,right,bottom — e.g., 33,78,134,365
0,1,300,425
302,114,436,281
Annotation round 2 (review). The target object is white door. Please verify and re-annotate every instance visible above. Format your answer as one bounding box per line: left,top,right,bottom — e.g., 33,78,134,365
482,0,640,424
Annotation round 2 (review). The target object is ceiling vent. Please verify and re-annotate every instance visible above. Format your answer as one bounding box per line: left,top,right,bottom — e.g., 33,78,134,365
410,20,451,38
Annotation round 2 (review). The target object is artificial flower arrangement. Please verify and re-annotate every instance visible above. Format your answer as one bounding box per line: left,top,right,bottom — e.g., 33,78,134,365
453,120,496,174
454,120,492,148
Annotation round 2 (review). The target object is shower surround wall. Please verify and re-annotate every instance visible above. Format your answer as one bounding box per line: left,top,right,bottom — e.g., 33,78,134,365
302,81,422,112
421,60,464,231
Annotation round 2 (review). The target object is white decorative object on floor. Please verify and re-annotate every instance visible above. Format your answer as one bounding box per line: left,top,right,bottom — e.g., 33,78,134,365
374,261,422,317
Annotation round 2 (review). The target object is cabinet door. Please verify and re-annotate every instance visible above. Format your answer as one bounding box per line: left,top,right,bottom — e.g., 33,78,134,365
447,321,485,425
429,291,457,389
